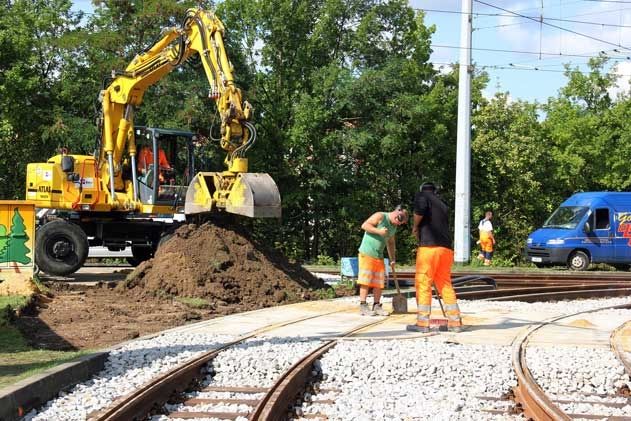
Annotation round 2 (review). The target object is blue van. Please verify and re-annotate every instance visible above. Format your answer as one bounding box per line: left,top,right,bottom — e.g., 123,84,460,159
525,192,631,270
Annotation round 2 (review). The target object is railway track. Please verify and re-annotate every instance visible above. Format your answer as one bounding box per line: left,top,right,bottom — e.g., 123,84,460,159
508,304,631,421
86,310,394,421
71,284,631,421
316,269,631,286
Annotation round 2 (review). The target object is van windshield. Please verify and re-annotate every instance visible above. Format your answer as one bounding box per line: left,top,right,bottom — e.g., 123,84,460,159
543,206,589,229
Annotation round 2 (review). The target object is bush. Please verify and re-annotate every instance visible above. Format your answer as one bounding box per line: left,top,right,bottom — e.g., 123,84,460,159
315,254,336,266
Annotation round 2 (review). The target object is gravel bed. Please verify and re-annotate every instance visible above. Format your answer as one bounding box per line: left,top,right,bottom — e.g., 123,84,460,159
202,335,324,387
526,344,631,417
459,296,631,315
295,340,521,421
24,332,236,421
21,294,631,421
152,417,248,421
160,336,324,419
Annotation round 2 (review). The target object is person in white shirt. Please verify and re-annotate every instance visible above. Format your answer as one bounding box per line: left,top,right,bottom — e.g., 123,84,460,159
477,211,495,266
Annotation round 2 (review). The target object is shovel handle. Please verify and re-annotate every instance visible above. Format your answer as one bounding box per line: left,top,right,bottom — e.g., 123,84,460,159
391,266,401,295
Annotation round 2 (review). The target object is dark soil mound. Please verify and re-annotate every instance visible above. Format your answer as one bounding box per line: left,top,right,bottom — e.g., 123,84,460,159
118,222,327,310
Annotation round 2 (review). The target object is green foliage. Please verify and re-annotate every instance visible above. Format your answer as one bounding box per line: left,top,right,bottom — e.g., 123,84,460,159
315,254,336,266
2,1,631,266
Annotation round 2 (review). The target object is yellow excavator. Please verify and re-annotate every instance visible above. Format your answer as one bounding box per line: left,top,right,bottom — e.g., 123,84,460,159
25,7,281,276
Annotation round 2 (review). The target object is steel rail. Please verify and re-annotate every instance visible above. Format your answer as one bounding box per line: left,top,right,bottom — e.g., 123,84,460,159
458,285,631,301
88,309,349,421
248,317,390,421
511,303,631,421
611,320,631,376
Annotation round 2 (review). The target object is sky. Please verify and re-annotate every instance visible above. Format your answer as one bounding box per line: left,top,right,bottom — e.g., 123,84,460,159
71,0,631,103
411,0,631,102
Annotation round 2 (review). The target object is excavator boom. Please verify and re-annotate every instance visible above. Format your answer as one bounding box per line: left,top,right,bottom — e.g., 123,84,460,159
96,6,280,218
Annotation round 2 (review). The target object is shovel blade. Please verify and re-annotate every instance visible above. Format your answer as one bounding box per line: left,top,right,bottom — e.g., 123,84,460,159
392,294,408,314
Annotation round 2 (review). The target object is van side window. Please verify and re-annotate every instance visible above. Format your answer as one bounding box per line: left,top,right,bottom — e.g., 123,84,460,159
595,208,610,230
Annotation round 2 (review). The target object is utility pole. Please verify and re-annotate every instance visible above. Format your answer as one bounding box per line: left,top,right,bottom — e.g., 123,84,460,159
454,0,472,263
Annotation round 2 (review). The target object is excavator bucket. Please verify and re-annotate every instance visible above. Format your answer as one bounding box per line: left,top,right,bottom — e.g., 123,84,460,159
226,173,281,218
184,172,281,218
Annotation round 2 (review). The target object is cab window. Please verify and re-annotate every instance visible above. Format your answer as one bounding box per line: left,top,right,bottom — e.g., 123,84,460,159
594,208,610,230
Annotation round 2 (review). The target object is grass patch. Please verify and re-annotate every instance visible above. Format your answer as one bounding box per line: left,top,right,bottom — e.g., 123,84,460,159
0,347,90,389
175,296,211,309
0,294,89,389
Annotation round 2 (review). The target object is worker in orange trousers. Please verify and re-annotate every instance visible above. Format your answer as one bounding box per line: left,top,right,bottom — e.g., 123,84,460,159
407,182,463,333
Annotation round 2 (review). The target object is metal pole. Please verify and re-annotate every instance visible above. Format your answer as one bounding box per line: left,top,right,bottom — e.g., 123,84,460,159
454,0,472,263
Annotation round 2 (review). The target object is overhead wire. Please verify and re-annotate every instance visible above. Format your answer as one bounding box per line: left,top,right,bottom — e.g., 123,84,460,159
474,0,631,50
417,7,631,29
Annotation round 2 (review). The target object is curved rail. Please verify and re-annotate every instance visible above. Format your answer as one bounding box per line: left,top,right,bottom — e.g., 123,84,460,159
511,303,631,421
611,320,631,376
88,309,347,421
249,317,389,420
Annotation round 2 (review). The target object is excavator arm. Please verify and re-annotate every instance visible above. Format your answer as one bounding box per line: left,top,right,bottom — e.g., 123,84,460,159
99,7,280,217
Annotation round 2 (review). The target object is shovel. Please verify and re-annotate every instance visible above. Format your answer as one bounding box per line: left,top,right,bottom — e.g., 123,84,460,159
391,266,408,314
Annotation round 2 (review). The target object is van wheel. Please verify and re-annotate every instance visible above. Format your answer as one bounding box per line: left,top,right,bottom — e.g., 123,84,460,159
568,250,590,271
35,220,89,276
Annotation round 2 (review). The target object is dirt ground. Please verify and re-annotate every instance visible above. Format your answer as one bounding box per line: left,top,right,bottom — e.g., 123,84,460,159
14,282,223,350
15,221,340,351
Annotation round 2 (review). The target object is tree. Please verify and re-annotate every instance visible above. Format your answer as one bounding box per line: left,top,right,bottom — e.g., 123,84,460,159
472,92,556,261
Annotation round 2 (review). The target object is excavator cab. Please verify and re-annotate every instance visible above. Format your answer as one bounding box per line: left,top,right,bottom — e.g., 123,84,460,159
134,127,196,210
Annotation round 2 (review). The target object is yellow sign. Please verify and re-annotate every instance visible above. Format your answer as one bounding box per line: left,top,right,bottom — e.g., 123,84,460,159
0,201,35,288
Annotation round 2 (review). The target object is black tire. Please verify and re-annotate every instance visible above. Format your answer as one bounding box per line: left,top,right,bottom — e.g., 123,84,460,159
126,245,155,267
568,250,590,271
534,263,546,269
35,220,89,276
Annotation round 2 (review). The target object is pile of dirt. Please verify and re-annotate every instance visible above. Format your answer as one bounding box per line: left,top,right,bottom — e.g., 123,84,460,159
118,222,327,310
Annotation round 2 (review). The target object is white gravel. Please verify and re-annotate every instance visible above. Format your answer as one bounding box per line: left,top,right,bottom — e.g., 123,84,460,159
295,340,521,421
24,332,236,421
160,336,324,418
21,295,631,421
459,296,631,315
527,343,631,417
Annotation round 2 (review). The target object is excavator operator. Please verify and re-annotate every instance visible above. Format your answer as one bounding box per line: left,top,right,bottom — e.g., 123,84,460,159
137,145,173,184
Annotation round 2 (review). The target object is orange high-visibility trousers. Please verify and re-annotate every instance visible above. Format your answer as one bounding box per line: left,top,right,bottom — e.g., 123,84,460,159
415,246,461,328
479,231,493,253
357,253,386,289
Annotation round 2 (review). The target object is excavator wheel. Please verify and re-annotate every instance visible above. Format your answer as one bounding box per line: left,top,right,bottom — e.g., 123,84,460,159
35,219,89,276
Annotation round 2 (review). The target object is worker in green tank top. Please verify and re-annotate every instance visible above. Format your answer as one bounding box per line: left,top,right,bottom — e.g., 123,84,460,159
357,206,408,316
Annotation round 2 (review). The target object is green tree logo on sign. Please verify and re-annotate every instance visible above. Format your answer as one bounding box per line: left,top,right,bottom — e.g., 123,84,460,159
0,208,31,265
0,224,8,260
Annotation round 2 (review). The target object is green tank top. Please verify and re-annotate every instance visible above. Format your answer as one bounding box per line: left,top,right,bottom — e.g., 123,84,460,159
358,212,397,258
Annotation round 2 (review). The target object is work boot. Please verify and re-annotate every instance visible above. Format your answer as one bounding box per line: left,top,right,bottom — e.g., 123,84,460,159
360,302,375,316
448,324,464,333
483,259,492,266
406,324,430,333
372,303,389,316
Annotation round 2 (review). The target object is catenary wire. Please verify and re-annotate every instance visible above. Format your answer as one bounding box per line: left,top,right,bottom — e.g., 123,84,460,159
474,0,631,50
